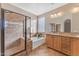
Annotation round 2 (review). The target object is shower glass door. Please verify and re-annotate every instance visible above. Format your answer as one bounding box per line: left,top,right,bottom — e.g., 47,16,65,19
27,17,31,40
4,9,26,56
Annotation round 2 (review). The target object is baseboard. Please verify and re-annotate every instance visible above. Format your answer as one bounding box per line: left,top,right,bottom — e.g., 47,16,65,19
47,46,70,56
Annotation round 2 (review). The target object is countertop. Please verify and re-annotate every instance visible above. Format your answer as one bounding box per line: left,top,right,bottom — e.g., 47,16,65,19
46,32,79,38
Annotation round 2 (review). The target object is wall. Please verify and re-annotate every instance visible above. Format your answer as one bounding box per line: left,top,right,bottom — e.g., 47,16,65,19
45,11,72,33
72,12,79,32
39,3,79,33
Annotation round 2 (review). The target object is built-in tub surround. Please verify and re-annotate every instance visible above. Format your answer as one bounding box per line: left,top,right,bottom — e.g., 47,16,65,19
46,32,79,55
31,37,45,49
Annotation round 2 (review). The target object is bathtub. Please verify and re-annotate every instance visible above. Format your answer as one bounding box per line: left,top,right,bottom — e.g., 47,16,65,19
31,37,45,49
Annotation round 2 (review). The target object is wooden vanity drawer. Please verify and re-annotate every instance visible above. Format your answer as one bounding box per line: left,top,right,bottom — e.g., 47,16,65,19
61,36,71,55
53,36,61,51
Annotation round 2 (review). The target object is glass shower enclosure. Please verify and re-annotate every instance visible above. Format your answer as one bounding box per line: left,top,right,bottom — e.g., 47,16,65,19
4,9,26,56
0,8,31,56
0,8,32,56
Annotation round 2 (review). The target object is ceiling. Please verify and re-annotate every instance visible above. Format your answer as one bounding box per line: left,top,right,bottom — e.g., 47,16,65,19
11,3,67,16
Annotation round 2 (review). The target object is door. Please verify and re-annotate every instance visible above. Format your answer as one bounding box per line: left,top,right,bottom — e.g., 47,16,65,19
64,19,71,32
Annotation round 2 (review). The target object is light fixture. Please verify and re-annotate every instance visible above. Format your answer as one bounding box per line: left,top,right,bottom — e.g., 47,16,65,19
50,14,54,18
54,14,57,17
71,7,79,13
50,14,57,18
50,12,63,18
57,12,63,16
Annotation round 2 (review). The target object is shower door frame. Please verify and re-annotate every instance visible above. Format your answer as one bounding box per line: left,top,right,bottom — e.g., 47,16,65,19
1,8,28,56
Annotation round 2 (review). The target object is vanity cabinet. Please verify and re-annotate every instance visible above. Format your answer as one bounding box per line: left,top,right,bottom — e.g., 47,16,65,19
46,34,54,48
46,34,71,55
46,34,53,48
46,34,61,51
51,35,56,48
61,37,79,55
61,36,71,55
53,36,61,51
46,33,79,55
71,38,79,56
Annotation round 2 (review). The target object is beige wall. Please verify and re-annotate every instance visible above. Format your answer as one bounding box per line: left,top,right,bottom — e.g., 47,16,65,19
72,12,79,32
39,3,79,33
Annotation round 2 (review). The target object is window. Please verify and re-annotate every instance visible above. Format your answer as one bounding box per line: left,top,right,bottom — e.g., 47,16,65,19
38,16,45,33
31,19,37,37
